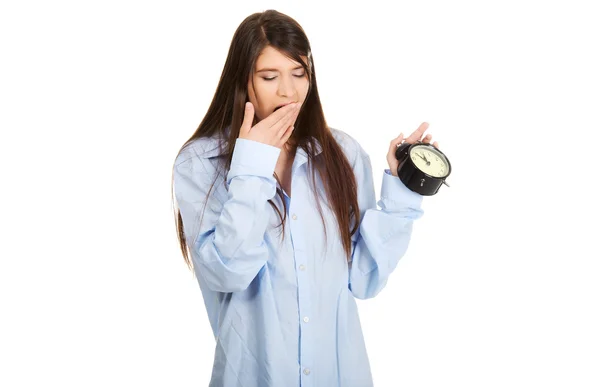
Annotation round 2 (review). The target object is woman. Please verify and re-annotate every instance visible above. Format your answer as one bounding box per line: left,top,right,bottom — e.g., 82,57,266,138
172,9,439,387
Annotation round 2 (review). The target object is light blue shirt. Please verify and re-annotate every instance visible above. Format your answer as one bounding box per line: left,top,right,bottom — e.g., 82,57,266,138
173,128,424,387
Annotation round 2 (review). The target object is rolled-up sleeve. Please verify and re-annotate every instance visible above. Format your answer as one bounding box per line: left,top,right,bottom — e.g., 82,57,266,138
348,150,424,300
173,138,281,293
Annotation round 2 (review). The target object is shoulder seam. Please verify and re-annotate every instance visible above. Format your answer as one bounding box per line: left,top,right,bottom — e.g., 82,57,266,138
175,139,219,166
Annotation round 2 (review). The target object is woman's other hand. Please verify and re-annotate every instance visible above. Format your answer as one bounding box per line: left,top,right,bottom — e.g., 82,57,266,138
386,122,440,177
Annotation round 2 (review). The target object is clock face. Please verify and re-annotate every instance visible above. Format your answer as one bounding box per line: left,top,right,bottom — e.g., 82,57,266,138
409,144,449,177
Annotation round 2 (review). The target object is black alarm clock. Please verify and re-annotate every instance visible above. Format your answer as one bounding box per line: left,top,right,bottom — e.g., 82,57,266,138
394,140,451,196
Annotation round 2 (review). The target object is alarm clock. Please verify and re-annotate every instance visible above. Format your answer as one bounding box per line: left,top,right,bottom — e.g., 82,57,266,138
394,140,451,196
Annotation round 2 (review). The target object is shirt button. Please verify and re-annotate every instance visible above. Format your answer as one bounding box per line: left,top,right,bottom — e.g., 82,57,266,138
292,214,297,220
299,264,305,271
303,368,311,375
303,316,310,323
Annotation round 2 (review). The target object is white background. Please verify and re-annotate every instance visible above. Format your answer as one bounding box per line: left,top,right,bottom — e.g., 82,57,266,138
1,0,599,386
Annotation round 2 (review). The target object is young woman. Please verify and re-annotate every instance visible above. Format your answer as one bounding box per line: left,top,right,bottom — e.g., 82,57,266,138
172,9,439,387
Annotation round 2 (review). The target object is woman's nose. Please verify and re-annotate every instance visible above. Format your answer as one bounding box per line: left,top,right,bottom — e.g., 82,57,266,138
277,76,295,97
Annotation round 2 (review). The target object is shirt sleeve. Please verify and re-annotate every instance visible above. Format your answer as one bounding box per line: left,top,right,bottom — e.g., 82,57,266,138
173,138,281,293
347,151,425,300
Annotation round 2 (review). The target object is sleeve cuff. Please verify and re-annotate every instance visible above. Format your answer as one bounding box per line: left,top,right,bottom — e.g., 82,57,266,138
381,168,424,209
227,138,281,183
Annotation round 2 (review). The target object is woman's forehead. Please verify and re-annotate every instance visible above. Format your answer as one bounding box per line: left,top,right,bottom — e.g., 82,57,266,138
255,47,307,71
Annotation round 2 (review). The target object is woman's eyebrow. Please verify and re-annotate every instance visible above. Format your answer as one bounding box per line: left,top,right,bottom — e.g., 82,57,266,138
256,65,304,73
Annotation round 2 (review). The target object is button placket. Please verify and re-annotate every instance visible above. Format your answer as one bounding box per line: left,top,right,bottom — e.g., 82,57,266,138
289,196,312,381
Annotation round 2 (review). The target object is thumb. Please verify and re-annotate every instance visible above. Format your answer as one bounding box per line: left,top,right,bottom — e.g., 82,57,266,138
241,102,254,134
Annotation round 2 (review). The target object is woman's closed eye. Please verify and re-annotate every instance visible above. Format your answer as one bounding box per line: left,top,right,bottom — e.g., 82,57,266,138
262,74,306,81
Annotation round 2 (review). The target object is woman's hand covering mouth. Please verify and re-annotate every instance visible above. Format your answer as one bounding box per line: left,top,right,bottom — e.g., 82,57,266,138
274,101,297,112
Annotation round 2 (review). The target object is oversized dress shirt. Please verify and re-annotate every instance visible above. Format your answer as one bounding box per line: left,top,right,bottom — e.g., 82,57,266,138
173,127,424,386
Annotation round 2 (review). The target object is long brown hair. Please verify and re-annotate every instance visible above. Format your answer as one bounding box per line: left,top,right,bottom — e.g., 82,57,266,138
172,9,360,271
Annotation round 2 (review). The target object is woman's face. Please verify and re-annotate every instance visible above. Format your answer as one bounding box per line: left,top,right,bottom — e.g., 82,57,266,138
247,46,309,123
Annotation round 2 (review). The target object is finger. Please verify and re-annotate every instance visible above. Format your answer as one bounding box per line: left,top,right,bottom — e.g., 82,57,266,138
277,107,300,138
264,102,299,128
280,124,295,146
433,140,439,149
405,122,429,144
241,102,255,134
422,134,432,144
272,105,299,138
388,132,404,153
